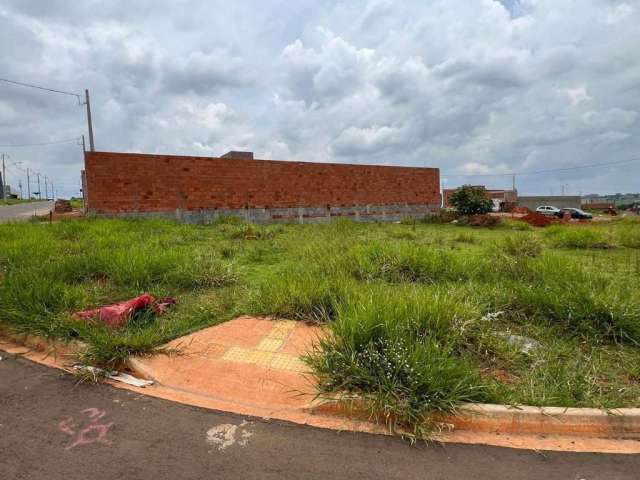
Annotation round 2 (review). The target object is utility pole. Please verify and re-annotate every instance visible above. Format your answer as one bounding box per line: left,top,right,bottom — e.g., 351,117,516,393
81,134,86,153
51,181,55,200
37,172,41,200
1,153,5,200
512,174,516,192
19,180,22,199
44,176,49,200
26,168,30,199
85,90,95,151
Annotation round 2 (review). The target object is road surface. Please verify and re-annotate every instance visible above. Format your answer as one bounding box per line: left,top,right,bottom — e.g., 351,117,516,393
0,200,55,223
0,352,637,480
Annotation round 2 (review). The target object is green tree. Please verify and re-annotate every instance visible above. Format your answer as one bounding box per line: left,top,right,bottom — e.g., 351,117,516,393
449,185,493,215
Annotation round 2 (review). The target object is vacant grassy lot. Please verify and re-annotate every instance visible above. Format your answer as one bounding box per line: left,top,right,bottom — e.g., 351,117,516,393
1,215,639,433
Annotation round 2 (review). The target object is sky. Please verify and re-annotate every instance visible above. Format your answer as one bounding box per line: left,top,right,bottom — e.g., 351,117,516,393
1,0,639,198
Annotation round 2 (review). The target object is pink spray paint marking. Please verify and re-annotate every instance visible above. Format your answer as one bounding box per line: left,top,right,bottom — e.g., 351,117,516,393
58,408,114,450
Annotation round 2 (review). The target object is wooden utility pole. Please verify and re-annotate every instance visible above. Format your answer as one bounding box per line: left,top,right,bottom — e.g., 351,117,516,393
85,90,95,151
1,153,5,200
26,168,30,199
44,176,49,200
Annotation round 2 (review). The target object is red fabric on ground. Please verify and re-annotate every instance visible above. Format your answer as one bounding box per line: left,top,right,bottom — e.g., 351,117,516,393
76,294,176,327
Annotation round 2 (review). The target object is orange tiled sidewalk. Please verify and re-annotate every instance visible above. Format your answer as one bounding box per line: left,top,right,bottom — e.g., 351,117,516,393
129,317,325,413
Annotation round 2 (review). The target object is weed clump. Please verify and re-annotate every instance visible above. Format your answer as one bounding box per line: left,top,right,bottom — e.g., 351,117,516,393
306,290,488,435
499,234,543,257
545,225,615,249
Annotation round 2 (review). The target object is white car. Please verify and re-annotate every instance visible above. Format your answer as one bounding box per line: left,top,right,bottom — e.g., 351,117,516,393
535,205,561,217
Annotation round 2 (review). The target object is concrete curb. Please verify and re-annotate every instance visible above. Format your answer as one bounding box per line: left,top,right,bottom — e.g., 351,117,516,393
0,330,86,358
3,330,640,441
311,399,640,439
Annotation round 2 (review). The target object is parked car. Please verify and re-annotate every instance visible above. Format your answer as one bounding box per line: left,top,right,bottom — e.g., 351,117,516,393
561,208,593,219
535,205,562,217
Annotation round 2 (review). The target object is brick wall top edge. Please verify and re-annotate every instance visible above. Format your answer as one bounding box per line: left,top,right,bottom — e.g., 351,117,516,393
85,151,440,173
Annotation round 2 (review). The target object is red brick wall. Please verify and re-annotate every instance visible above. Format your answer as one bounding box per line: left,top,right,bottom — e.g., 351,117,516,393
85,151,440,213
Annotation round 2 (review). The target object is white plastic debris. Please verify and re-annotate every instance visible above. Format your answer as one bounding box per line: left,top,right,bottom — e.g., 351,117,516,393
481,311,504,322
109,371,154,388
73,365,153,388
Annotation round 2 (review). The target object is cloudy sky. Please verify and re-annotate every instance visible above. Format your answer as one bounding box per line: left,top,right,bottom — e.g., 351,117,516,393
1,0,639,198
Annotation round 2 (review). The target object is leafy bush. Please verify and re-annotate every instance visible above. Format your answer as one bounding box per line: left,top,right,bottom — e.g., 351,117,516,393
449,185,493,215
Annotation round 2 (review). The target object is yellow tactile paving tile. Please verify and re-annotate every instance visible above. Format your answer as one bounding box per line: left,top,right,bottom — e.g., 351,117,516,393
266,320,297,339
222,346,307,372
270,352,307,372
256,337,284,352
223,347,273,366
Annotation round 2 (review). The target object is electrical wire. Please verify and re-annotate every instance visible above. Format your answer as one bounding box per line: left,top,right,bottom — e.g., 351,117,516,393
0,138,80,148
442,156,640,178
0,77,81,98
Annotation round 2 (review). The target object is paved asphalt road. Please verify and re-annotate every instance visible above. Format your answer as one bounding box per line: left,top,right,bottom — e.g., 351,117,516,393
1,353,638,480
0,201,55,223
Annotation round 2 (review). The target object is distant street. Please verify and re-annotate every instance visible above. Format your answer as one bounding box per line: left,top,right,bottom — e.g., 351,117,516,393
0,201,54,223
1,353,638,480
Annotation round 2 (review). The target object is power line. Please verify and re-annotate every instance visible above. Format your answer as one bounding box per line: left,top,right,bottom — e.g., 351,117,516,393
0,137,79,148
442,156,640,178
0,77,95,151
0,77,81,99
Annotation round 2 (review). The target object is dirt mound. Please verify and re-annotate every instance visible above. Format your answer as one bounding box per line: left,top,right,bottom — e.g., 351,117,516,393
520,212,555,227
54,199,73,213
511,206,530,214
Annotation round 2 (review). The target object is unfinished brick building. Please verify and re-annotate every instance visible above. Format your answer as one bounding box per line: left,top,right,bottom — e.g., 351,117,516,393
84,151,441,223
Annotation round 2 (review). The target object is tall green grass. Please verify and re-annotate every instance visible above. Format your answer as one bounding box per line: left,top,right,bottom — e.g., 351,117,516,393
306,288,488,435
0,218,240,365
2,216,640,433
544,225,615,249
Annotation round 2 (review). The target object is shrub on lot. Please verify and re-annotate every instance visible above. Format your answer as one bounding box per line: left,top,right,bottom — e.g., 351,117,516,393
449,185,493,215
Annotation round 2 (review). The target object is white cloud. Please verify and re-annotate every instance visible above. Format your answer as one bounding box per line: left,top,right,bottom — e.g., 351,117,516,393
331,125,404,156
564,86,592,107
605,3,634,24
1,0,639,197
